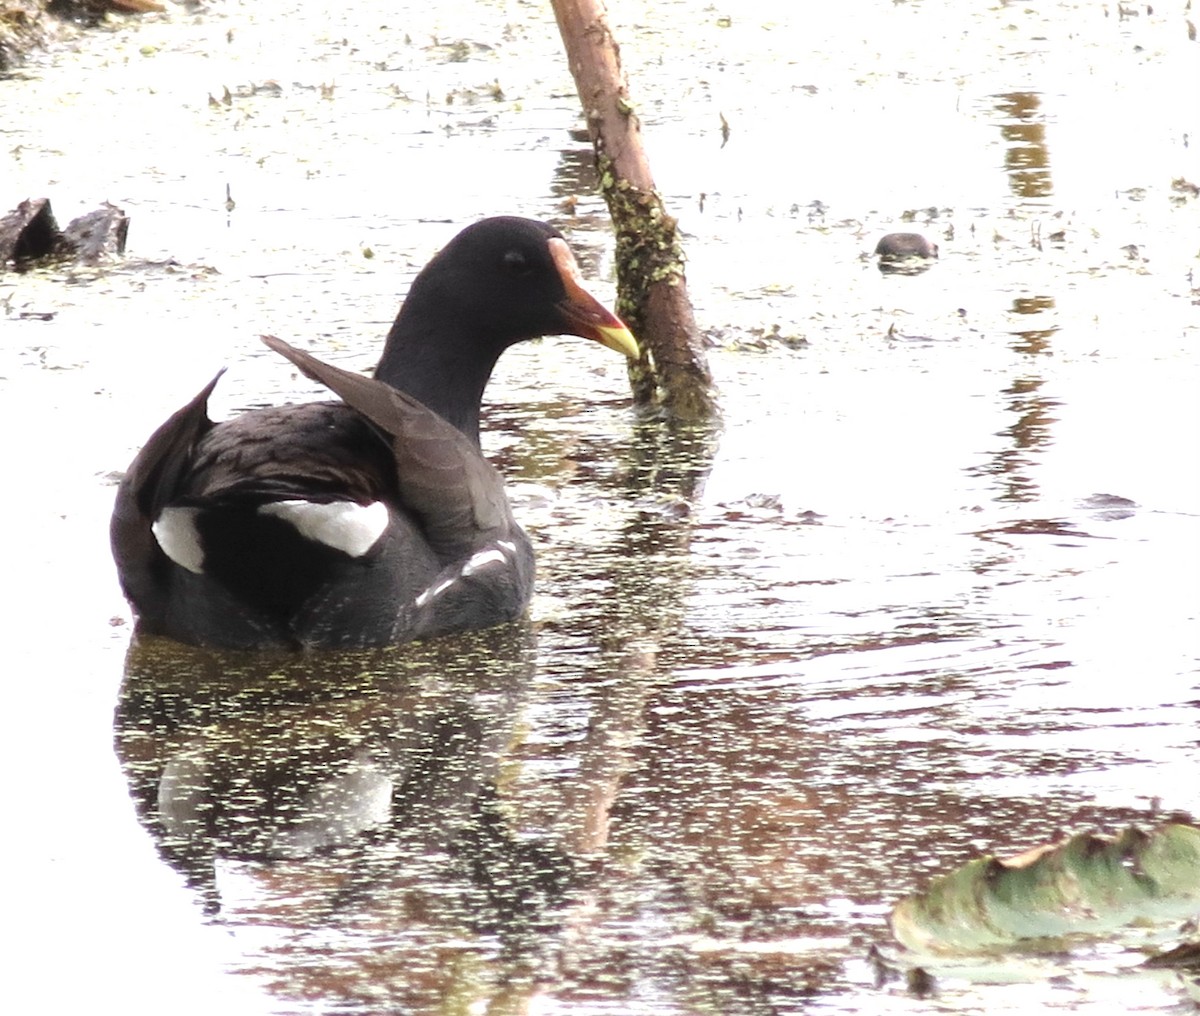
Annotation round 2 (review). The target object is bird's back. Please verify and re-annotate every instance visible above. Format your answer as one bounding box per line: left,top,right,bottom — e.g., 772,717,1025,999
113,391,532,650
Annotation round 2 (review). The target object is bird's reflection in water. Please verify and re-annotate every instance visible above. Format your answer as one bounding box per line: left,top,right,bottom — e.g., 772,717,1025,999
114,622,574,1006
112,418,718,1011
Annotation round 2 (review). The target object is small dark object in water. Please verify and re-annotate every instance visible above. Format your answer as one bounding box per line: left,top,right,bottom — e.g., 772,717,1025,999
61,202,129,262
875,232,939,274
0,198,61,263
0,196,128,267
1143,941,1200,970
906,966,936,998
876,232,939,259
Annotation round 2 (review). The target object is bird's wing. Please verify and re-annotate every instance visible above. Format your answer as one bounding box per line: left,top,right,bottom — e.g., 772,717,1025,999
262,335,513,557
110,371,223,615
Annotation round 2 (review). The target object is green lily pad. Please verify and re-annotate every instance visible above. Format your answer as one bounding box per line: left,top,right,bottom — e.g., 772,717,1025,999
891,823,1200,956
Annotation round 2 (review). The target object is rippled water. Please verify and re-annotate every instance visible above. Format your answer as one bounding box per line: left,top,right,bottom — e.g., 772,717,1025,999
3,1,1198,1013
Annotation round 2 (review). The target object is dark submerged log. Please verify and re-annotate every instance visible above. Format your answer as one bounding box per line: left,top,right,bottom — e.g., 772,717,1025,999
61,201,129,261
1,196,128,267
0,197,62,262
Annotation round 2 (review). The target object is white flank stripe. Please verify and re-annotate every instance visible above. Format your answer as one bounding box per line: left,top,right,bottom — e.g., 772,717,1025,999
414,577,456,609
152,507,206,574
259,500,389,558
461,548,507,577
414,542,514,609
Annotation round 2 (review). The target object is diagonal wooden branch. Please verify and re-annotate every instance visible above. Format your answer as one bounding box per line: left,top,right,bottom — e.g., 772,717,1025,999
552,0,719,424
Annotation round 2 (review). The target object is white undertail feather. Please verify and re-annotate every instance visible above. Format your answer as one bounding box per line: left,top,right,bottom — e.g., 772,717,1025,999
152,507,206,574
259,500,389,558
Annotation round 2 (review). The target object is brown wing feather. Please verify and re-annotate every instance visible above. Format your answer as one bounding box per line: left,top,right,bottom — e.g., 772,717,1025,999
110,371,222,617
181,401,393,505
261,334,512,550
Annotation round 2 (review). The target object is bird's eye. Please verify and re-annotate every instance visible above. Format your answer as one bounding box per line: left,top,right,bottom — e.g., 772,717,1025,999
502,249,532,276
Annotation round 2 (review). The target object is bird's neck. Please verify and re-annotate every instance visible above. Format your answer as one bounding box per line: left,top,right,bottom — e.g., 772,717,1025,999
374,304,505,449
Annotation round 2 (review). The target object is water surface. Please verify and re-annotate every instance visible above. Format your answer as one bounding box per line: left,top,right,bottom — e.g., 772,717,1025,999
2,1,1198,1012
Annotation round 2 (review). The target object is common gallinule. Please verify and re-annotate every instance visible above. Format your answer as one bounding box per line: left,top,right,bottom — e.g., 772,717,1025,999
111,216,638,649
